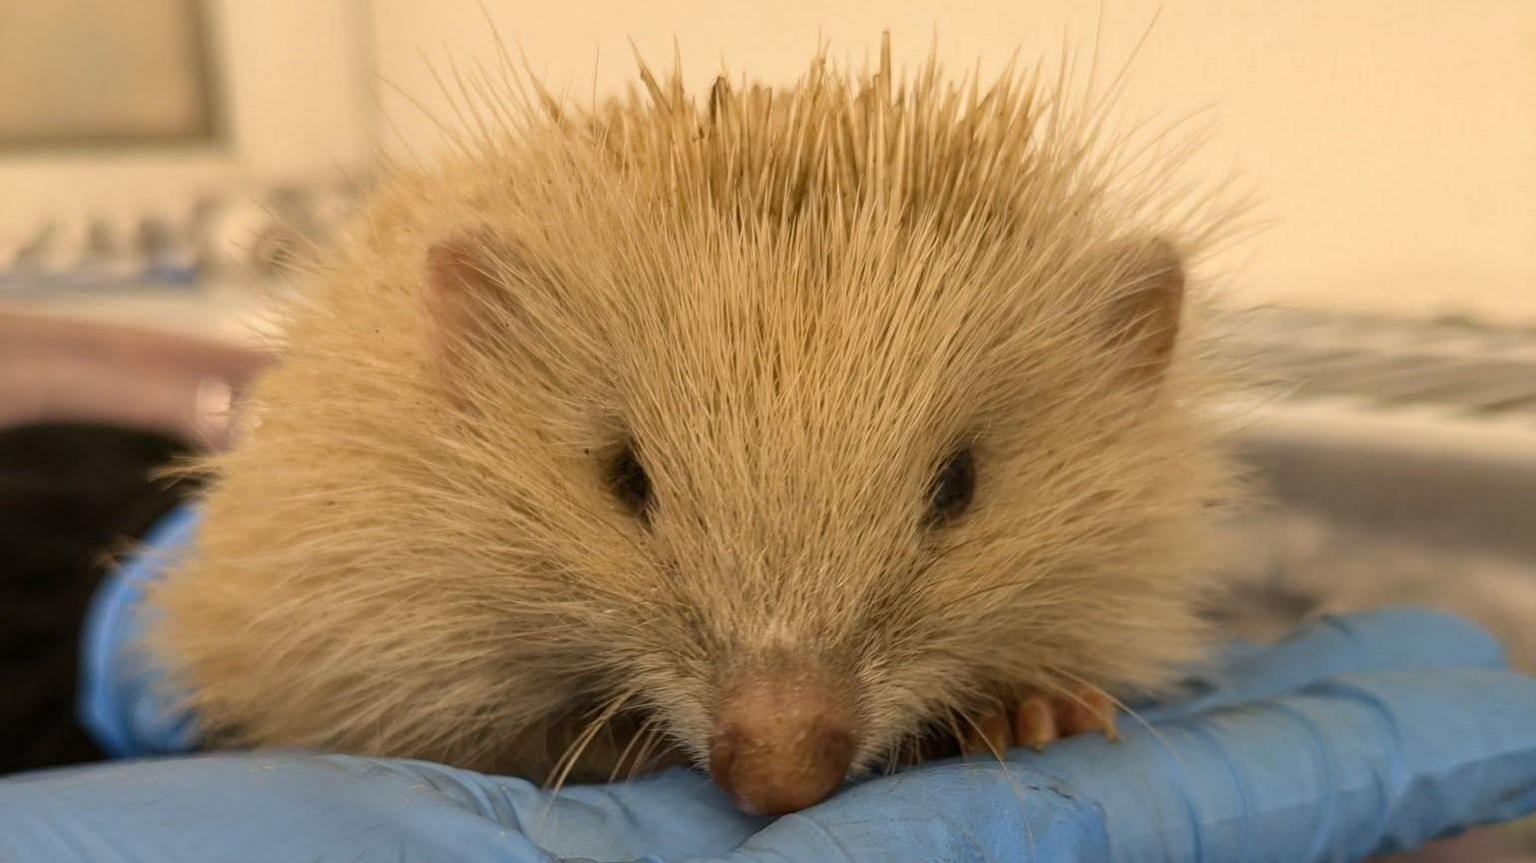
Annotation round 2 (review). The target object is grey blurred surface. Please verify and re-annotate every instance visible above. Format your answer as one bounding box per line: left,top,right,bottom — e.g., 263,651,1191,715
1218,309,1536,666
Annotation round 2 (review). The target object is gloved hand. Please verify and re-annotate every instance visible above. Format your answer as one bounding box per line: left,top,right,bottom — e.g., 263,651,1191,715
5,608,1535,863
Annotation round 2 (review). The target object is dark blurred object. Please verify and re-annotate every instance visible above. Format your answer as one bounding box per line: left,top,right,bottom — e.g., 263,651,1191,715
0,311,265,774
0,423,196,773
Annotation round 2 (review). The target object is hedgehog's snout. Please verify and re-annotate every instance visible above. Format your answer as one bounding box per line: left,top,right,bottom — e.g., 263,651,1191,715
708,670,855,815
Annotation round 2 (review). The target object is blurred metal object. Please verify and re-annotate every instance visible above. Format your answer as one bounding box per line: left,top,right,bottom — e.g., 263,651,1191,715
191,375,235,449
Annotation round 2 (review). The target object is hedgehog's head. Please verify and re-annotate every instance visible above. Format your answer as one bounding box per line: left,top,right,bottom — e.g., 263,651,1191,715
158,42,1235,817
416,193,1218,813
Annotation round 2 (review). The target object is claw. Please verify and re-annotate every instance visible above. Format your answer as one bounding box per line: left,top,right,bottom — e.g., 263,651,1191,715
919,686,1119,767
1012,693,1058,750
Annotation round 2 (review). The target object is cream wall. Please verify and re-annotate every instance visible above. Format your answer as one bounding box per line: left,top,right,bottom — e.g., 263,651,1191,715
368,0,1536,325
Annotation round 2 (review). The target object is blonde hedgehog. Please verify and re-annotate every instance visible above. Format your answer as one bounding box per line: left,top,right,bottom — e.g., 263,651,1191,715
148,34,1245,815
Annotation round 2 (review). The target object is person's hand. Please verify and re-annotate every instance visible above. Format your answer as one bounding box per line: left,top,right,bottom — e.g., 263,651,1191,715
4,608,1534,863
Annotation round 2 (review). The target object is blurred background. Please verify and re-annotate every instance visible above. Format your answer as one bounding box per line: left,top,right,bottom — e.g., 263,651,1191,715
3,1,1534,330
0,1,1533,856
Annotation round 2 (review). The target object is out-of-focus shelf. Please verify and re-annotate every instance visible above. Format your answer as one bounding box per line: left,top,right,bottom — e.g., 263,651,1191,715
1223,306,1536,425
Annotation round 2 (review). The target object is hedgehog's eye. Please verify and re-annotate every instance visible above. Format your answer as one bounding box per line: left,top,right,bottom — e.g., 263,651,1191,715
608,445,652,517
926,448,975,525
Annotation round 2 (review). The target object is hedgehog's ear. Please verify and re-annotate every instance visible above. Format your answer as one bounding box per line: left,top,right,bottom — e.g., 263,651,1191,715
422,229,504,367
1101,236,1185,383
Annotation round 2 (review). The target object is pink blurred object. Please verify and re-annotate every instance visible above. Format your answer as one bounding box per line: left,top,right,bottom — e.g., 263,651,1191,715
0,311,270,448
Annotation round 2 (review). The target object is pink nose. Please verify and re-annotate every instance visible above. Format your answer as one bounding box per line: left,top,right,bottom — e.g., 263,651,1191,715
708,674,855,815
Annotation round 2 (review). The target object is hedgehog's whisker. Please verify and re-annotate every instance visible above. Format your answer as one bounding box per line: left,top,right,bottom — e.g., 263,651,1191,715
955,705,1037,860
608,713,657,784
626,721,669,783
539,688,636,830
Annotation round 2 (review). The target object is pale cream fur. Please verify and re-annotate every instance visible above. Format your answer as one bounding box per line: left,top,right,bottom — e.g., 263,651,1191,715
147,35,1246,781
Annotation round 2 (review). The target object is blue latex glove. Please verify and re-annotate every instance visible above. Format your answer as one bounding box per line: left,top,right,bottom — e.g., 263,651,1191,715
75,505,202,759
5,608,1536,862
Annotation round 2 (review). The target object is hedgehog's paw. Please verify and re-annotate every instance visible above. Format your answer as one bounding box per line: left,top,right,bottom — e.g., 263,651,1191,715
960,688,1118,756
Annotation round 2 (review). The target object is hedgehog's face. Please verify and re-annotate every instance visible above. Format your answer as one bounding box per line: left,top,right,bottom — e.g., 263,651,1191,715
423,219,1213,814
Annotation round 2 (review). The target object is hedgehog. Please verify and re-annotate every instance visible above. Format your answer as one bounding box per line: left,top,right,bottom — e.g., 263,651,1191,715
146,35,1244,815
